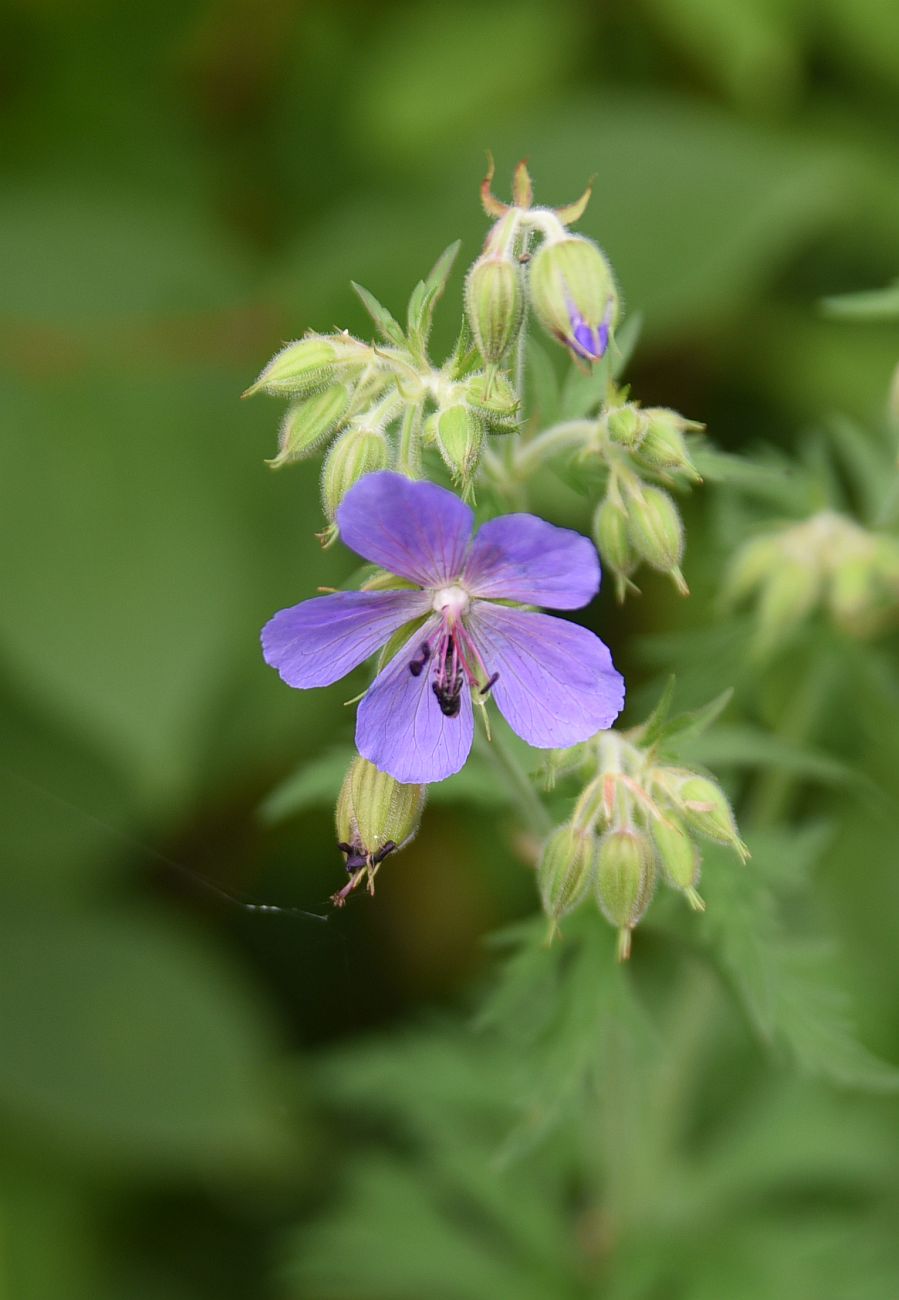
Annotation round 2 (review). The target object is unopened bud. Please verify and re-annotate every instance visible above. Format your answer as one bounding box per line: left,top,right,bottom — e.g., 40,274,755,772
538,823,596,923
244,337,337,398
651,816,703,910
268,385,352,468
724,534,782,605
464,371,520,430
827,553,878,632
637,409,701,476
677,776,748,861
529,235,619,362
595,828,656,959
465,254,524,365
626,484,686,590
336,756,425,884
754,560,820,650
593,497,637,585
435,405,483,484
606,406,645,448
322,427,389,520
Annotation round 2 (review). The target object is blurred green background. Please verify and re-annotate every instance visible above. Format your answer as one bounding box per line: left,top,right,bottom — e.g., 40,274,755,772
2,1,899,1297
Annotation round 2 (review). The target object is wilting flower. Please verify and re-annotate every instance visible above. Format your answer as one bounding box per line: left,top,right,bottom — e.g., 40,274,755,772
262,472,624,783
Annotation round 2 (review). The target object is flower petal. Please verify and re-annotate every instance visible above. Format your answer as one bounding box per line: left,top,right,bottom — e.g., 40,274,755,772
467,603,624,747
464,514,600,609
356,618,474,783
262,589,430,688
336,471,473,587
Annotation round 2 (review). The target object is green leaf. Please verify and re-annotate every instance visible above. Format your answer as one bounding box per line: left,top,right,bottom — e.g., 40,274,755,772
350,280,406,346
821,280,899,321
701,833,899,1093
407,243,461,350
525,339,561,426
260,747,515,826
424,240,462,299
651,688,734,750
0,907,291,1170
678,724,865,789
258,745,353,825
638,675,677,747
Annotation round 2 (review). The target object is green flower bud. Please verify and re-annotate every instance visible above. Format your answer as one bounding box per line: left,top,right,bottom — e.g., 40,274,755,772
827,553,878,633
435,405,484,484
595,828,656,960
651,816,704,910
463,371,520,431
626,484,687,591
335,757,426,900
268,385,352,468
465,254,524,365
593,497,638,592
244,336,337,398
677,776,748,861
321,426,389,521
538,823,596,923
528,235,619,362
724,534,782,605
753,560,820,650
606,406,646,449
637,408,701,476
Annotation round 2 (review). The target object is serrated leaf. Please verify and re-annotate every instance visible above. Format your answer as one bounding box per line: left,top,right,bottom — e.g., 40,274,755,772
678,724,865,790
701,836,899,1093
351,280,406,346
692,446,812,513
652,688,734,749
826,414,895,524
638,675,677,747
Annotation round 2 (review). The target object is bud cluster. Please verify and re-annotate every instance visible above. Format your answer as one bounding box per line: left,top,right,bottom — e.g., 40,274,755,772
587,405,702,598
471,157,619,367
537,728,748,958
726,510,899,647
333,757,425,906
244,242,521,527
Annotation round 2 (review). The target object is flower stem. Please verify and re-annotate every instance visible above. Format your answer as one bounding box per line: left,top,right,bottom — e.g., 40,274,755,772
397,401,422,477
514,420,594,477
745,646,839,829
475,724,552,839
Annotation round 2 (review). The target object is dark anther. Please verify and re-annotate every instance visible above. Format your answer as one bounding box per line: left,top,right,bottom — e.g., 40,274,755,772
408,641,431,677
371,840,397,866
337,841,368,874
479,671,500,696
433,680,463,717
431,633,464,716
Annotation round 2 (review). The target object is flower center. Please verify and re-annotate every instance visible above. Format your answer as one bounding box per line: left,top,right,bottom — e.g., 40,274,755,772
407,586,500,719
431,584,470,618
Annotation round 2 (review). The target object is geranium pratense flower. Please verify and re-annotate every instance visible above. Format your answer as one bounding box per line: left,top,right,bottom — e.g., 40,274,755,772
262,472,625,783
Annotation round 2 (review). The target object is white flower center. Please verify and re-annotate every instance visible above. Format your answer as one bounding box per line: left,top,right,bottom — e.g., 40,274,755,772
431,584,470,618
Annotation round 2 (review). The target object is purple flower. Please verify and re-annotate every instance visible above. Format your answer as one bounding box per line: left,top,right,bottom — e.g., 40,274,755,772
568,303,611,363
262,472,625,783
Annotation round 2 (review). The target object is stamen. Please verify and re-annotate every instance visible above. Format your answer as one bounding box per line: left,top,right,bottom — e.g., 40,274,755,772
479,671,500,696
408,641,431,677
337,841,368,874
